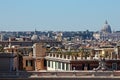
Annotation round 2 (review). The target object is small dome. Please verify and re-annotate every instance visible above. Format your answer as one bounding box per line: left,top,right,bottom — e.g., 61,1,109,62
31,34,39,41
101,20,112,33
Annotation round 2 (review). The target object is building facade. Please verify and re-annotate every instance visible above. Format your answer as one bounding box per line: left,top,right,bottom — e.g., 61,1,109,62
0,53,17,72
45,46,120,71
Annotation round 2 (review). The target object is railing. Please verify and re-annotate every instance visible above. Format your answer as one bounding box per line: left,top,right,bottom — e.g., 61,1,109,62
27,71,120,77
1,71,120,78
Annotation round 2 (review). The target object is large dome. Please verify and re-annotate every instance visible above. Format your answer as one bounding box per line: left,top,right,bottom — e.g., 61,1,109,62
31,34,39,41
31,29,39,41
101,20,112,33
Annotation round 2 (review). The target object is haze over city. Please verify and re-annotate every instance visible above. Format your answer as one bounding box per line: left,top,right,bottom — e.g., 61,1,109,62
0,0,120,31
1,0,120,80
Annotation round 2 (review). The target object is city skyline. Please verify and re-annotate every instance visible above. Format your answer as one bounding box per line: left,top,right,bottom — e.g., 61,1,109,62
0,0,120,31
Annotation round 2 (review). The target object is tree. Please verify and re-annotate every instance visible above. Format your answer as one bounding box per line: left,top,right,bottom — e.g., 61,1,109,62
78,48,84,59
83,50,90,59
78,48,92,59
0,46,4,52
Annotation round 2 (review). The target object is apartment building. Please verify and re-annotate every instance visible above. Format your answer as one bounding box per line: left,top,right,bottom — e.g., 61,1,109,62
45,46,120,71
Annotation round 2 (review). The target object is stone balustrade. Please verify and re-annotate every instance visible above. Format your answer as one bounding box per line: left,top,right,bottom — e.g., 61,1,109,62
1,71,119,78
46,53,78,60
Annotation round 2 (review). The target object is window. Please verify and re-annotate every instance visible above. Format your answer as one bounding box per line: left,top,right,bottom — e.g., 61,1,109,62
52,61,53,68
48,60,50,67
66,63,69,70
62,62,64,70
55,62,57,69
26,60,28,66
44,59,46,66
112,63,117,70
57,54,59,57
58,62,61,69
53,54,55,57
26,60,33,66
50,61,52,68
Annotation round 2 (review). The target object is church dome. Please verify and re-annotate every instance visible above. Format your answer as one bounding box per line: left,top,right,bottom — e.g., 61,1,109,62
31,29,39,41
101,20,112,33
31,34,39,41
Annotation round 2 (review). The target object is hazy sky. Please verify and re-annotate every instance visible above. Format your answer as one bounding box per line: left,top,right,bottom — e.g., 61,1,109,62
0,0,120,31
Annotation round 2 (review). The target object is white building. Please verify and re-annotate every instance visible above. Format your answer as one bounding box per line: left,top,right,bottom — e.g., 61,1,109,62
0,34,3,41
45,53,75,71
